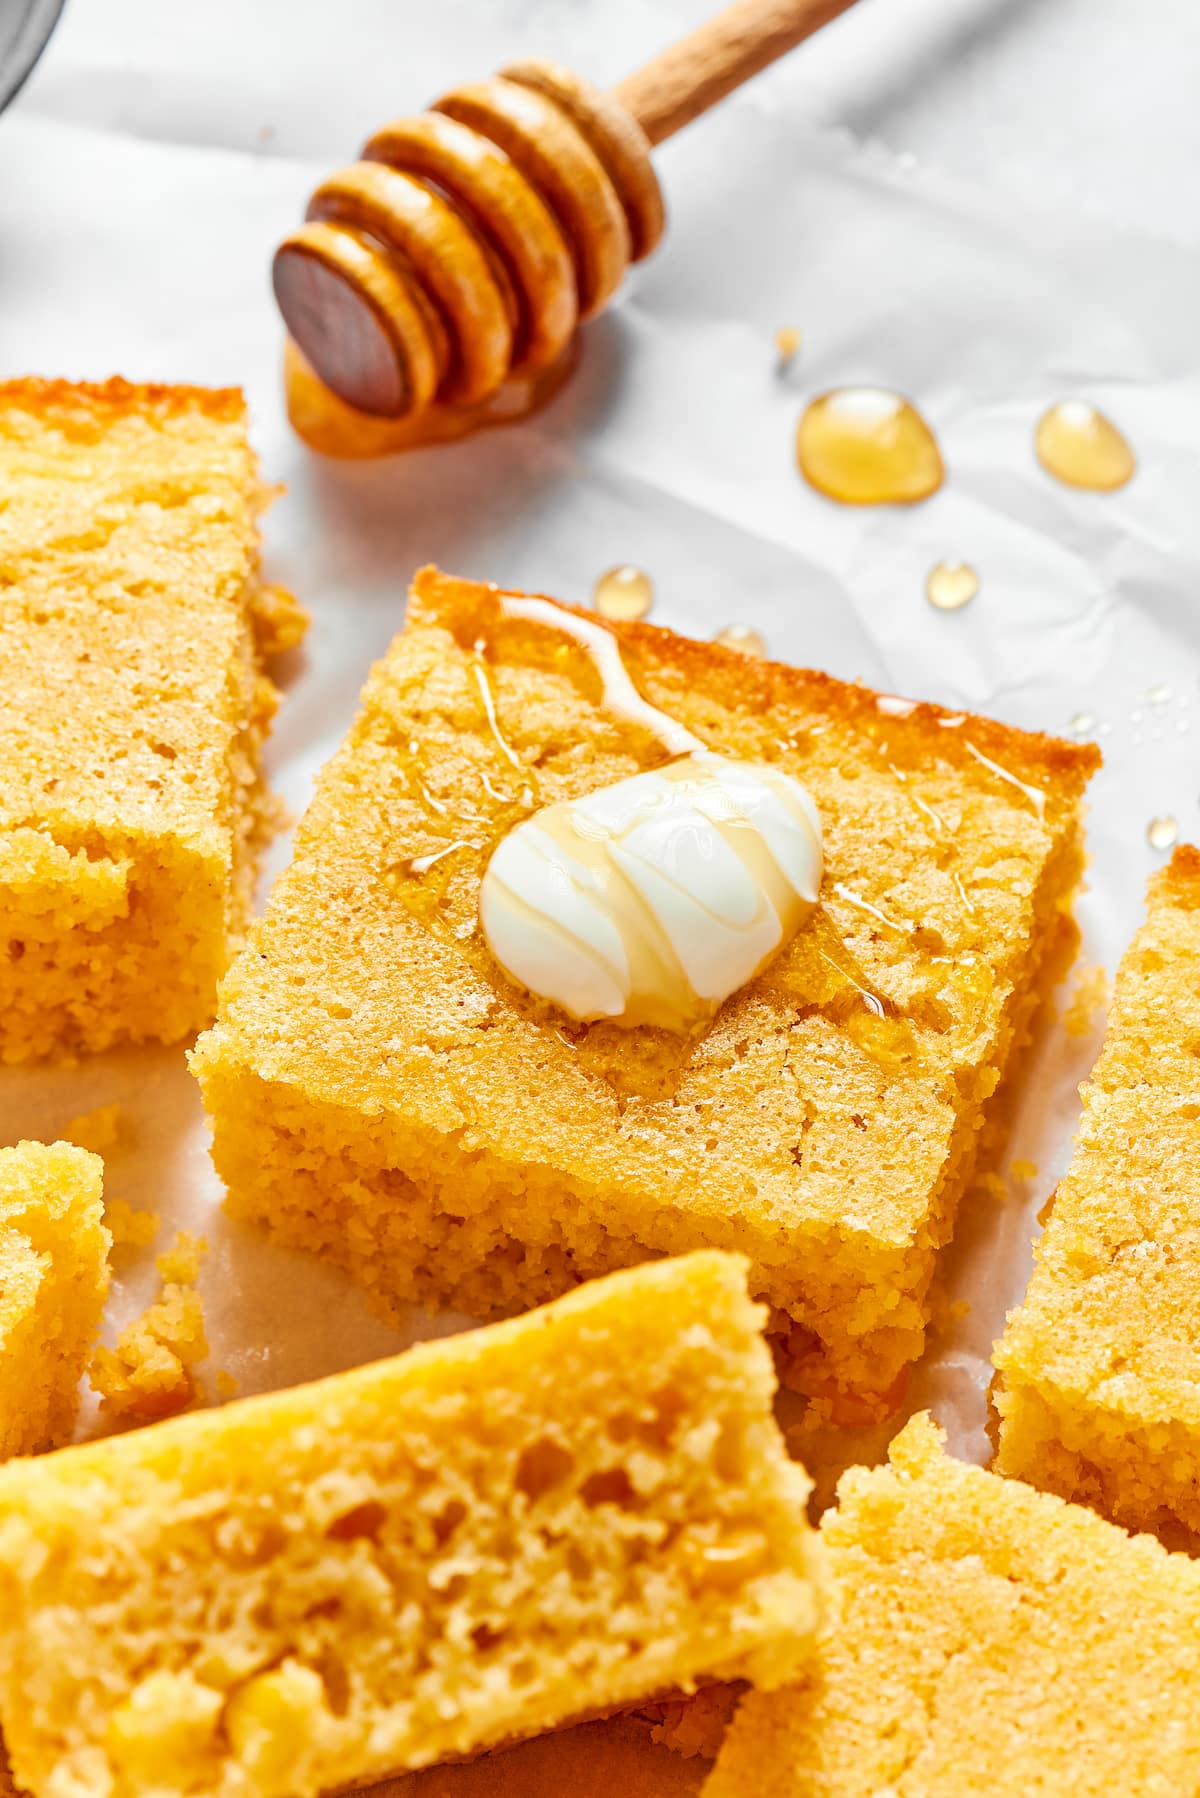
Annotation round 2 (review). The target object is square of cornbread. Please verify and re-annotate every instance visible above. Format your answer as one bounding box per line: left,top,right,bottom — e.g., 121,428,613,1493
994,844,1200,1536
704,1413,1200,1796
0,377,304,1062
193,567,1097,1396
0,1251,824,1798
0,1141,109,1457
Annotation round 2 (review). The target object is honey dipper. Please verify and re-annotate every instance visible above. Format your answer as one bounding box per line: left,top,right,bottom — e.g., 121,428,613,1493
273,0,859,426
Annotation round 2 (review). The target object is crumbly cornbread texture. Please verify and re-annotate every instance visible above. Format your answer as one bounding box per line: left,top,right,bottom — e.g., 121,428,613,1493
0,378,305,1062
89,1232,208,1422
994,844,1200,1535
0,1141,110,1457
705,1413,1200,1797
193,568,1096,1394
0,1252,822,1798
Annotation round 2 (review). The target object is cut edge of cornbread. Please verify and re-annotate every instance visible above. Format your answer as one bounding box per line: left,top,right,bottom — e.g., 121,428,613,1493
0,1251,824,1798
702,1410,1200,1796
0,1141,110,1459
193,567,1097,1396
0,377,305,1063
993,843,1200,1537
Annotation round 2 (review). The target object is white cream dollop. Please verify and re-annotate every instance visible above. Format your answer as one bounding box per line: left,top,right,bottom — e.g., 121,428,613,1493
479,749,823,1032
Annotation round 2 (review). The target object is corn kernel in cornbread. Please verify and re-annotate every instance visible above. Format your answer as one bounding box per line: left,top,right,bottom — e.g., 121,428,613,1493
0,1252,822,1798
0,378,304,1062
193,568,1096,1395
0,1141,110,1457
705,1413,1200,1797
994,844,1200,1535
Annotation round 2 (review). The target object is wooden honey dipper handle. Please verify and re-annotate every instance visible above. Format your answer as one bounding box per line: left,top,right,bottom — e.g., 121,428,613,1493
275,0,861,424
613,0,860,146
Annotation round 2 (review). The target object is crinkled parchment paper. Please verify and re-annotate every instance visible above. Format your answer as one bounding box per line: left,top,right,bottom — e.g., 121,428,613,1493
1,1,1199,1787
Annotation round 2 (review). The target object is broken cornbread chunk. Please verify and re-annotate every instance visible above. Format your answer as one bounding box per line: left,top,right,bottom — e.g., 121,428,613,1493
89,1232,208,1422
0,1251,822,1798
193,567,1096,1398
705,1413,1200,1797
0,377,305,1062
994,844,1200,1535
0,1141,110,1457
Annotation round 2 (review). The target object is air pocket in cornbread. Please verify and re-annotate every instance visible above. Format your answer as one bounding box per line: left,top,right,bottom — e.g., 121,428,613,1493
192,567,1097,1399
994,844,1200,1535
0,1251,823,1798
0,1141,109,1457
0,378,304,1062
704,1413,1200,1797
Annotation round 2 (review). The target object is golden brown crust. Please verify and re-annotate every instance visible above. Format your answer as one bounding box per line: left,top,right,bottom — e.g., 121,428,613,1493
1159,842,1200,905
0,375,246,425
407,564,1101,800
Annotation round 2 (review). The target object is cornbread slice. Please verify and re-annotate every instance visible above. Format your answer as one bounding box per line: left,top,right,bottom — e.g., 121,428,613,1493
994,844,1200,1535
0,1141,109,1457
0,1251,823,1798
193,567,1097,1396
705,1413,1200,1797
0,377,304,1062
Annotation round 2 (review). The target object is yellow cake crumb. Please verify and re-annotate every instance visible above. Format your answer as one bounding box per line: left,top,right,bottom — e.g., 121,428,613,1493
995,845,1200,1535
193,568,1097,1399
89,1233,208,1423
0,1142,111,1459
1064,960,1109,1037
645,1685,741,1760
0,1253,824,1798
104,1199,159,1252
63,1105,123,1158
0,378,304,1063
705,1414,1200,1795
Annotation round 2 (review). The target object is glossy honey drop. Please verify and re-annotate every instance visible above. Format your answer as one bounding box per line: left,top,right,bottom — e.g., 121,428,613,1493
715,623,767,657
1147,814,1179,852
591,565,654,622
925,561,979,612
1035,401,1135,492
796,388,944,506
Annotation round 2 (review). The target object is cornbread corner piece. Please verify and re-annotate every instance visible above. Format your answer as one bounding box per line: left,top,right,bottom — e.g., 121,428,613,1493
0,1251,824,1798
192,566,1098,1397
705,1413,1200,1798
0,377,305,1063
994,843,1200,1536
0,1141,110,1458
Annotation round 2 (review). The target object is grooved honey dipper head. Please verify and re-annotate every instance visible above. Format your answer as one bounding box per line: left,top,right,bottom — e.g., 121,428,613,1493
272,59,664,423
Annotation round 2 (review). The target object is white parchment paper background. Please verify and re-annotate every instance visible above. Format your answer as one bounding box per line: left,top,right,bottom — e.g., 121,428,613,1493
2,1,1200,1788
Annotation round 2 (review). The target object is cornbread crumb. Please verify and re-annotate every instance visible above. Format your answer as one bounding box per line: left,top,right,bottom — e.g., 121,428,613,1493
215,1369,239,1401
1009,1156,1038,1182
104,1199,159,1252
0,378,301,1063
0,1253,824,1798
194,569,1097,1398
1064,961,1109,1037
0,1142,110,1458
64,1105,123,1158
705,1414,1200,1796
645,1685,741,1760
250,581,308,659
89,1233,208,1422
995,845,1200,1535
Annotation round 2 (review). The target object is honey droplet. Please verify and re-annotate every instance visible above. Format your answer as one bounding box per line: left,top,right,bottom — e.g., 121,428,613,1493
1069,710,1097,736
1146,682,1171,706
592,565,654,622
796,388,944,506
775,326,802,366
715,624,767,658
1147,814,1179,851
925,561,979,612
1035,401,1135,492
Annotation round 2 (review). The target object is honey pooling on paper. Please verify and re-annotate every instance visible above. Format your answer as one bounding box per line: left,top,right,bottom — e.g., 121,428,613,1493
796,388,943,506
925,562,979,612
715,624,767,658
591,566,654,622
1035,401,1135,492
